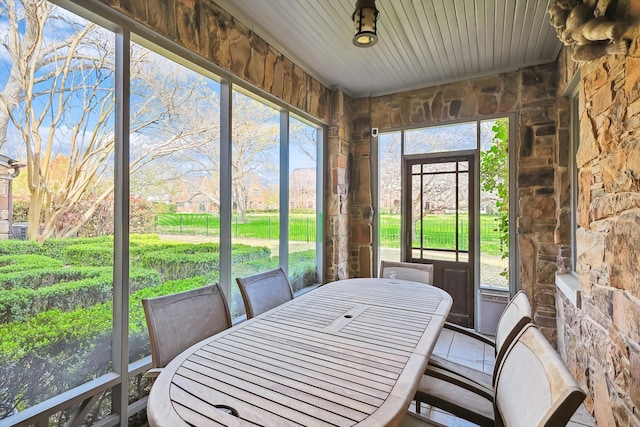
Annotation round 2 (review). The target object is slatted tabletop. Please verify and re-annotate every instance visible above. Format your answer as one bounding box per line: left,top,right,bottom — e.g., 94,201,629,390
147,278,452,427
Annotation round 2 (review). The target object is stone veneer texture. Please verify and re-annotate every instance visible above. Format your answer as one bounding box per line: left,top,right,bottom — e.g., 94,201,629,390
95,0,354,282
88,1,640,423
555,39,640,426
97,0,331,124
351,64,562,342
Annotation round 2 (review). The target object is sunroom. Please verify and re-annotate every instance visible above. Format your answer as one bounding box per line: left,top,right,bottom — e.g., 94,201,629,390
0,0,638,426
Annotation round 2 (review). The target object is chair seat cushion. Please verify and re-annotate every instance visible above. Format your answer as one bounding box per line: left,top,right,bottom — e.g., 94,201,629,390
428,354,493,389
424,364,493,401
415,372,495,427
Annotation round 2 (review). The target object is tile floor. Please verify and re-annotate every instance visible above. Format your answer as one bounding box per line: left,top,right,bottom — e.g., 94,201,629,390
409,328,597,426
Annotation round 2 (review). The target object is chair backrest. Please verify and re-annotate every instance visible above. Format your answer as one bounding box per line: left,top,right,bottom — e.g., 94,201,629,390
493,290,533,373
493,324,586,427
142,284,232,369
379,260,434,285
236,267,294,319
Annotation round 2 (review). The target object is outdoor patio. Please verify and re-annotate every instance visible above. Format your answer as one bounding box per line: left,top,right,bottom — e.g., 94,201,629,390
1,0,639,426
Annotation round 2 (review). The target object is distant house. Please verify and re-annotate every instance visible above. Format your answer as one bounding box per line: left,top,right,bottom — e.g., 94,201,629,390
0,155,23,240
244,178,279,211
173,176,220,213
289,168,316,210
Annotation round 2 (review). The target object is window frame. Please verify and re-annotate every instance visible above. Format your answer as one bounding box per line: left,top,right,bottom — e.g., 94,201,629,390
374,116,517,296
4,0,326,425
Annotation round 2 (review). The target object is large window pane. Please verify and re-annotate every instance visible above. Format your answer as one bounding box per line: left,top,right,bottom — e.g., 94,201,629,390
0,3,115,417
128,42,222,366
289,116,318,289
479,118,509,288
231,91,279,317
378,132,401,262
405,122,476,154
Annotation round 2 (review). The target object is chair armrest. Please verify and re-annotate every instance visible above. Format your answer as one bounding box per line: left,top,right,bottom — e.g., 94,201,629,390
415,372,495,426
443,322,495,347
424,365,493,400
428,354,493,391
144,368,163,378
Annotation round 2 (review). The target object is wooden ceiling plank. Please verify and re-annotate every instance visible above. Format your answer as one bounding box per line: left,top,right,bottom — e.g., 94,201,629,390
451,0,472,75
463,0,480,75
478,0,496,72
391,1,442,78
400,1,445,77
376,2,425,81
437,0,465,79
413,0,451,82
510,0,529,65
527,0,555,60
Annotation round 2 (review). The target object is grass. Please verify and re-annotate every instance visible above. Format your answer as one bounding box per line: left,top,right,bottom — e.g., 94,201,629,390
155,212,506,255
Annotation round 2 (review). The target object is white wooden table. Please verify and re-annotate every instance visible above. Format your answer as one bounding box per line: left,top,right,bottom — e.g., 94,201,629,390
147,278,452,427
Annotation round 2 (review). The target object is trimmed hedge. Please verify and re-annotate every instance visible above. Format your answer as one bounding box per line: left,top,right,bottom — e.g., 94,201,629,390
0,239,42,256
0,234,285,411
0,275,212,361
140,249,221,281
0,254,64,274
0,267,162,323
229,250,317,292
41,236,113,261
64,244,114,267
0,267,102,291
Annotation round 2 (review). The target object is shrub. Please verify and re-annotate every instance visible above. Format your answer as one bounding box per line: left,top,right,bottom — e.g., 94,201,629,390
0,240,43,256
0,254,64,274
41,236,112,261
0,267,103,291
64,244,114,267
11,200,29,223
140,249,221,281
0,267,161,322
0,275,214,361
231,244,270,264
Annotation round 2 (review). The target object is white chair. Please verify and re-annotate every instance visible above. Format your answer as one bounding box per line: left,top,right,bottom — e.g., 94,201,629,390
428,290,533,392
403,323,586,427
380,260,434,284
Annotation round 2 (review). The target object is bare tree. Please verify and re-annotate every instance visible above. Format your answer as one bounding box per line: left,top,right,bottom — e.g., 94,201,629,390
231,94,278,222
0,0,216,241
186,92,278,222
378,133,401,214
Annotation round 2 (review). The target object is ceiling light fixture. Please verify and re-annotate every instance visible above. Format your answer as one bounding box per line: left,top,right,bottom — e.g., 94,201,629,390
352,0,379,47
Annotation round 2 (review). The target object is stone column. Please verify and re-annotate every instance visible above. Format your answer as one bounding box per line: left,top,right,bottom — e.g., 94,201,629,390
325,90,352,281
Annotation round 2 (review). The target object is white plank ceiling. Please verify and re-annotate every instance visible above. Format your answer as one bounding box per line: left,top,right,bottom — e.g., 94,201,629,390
215,0,562,99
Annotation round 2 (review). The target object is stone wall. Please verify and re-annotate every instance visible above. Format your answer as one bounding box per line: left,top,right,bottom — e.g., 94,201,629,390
555,39,640,426
325,90,352,282
97,0,331,124
93,0,353,281
349,64,562,340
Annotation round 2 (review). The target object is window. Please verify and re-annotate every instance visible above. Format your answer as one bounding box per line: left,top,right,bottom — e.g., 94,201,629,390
378,132,402,262
0,2,116,416
0,1,324,424
128,41,222,364
289,116,320,288
376,119,512,290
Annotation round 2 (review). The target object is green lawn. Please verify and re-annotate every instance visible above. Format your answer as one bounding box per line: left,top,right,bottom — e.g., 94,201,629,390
155,212,505,255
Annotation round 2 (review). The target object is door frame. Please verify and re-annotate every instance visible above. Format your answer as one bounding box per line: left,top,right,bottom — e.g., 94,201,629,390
402,150,476,327
373,114,518,330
